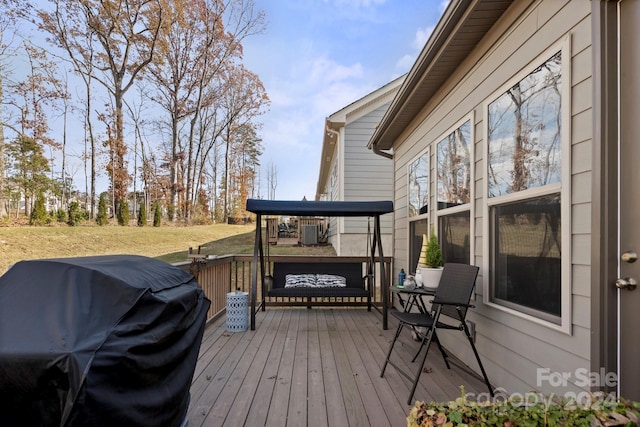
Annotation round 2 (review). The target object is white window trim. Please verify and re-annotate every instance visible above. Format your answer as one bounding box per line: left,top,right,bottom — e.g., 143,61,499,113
482,36,572,335
407,146,430,222
407,147,431,273
435,113,475,264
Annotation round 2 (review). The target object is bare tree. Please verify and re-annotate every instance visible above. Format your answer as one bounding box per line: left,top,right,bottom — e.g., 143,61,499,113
0,9,13,217
0,0,29,217
218,66,268,220
38,0,164,214
4,42,66,215
267,161,277,200
147,0,265,221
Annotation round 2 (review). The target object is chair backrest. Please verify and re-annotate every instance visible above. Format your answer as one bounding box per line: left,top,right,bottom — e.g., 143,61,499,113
432,263,480,320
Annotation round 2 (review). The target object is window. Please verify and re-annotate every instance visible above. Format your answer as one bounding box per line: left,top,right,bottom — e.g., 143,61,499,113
409,218,428,274
408,151,429,273
437,120,471,209
491,195,561,321
439,211,471,264
436,118,473,264
409,152,429,216
484,44,570,330
487,51,562,196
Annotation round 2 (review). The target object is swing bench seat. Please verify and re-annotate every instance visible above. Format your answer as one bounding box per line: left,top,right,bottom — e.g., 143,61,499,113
247,199,394,330
267,260,371,310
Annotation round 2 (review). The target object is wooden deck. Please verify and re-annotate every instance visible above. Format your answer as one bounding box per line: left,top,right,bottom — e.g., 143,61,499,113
187,308,490,427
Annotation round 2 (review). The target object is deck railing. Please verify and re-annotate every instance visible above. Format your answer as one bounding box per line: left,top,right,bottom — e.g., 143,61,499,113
176,255,392,324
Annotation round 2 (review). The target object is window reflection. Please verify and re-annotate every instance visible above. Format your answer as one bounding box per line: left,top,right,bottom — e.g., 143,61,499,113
409,153,429,216
437,120,471,208
488,51,562,197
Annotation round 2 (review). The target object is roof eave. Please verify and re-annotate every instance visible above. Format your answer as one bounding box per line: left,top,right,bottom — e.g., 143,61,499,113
368,0,514,153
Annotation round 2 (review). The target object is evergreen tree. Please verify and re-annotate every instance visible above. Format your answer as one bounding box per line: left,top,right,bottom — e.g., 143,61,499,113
29,192,47,225
55,208,67,223
6,136,51,217
96,193,108,225
137,202,147,226
153,202,161,227
67,201,82,226
117,200,130,226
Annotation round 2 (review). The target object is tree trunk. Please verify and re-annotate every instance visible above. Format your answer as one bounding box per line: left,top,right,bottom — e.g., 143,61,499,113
0,74,6,217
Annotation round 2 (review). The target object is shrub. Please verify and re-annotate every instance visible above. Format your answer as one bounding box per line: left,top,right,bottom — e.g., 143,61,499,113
55,207,67,223
117,200,130,226
137,203,147,227
67,201,83,226
96,193,109,225
407,389,639,427
167,204,176,221
29,193,48,226
153,202,161,227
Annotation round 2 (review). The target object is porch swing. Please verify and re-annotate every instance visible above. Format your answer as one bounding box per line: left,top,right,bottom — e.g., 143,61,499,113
245,198,394,330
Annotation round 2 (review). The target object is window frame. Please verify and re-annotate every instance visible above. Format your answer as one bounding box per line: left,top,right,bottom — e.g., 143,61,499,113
435,114,475,265
482,38,572,334
407,147,431,274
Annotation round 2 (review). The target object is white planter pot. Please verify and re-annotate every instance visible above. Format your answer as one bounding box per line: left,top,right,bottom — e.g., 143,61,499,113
419,267,443,288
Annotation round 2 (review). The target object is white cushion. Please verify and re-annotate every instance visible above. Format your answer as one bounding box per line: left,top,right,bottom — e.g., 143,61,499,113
315,274,347,288
284,274,317,288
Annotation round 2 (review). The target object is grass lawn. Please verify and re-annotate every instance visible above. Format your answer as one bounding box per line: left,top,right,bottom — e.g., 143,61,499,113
0,223,336,275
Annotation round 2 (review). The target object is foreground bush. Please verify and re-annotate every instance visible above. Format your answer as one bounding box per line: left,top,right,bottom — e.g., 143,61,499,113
408,389,639,427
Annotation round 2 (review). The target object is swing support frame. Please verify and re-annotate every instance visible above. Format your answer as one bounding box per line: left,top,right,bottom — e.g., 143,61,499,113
245,199,394,330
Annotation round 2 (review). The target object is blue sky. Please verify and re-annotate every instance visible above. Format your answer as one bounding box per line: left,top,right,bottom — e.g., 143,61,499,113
243,0,449,200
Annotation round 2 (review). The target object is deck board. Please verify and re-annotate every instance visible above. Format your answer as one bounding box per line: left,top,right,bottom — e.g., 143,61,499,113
188,308,492,427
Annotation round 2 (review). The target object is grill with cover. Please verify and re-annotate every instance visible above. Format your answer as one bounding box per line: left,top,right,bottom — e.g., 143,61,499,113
0,254,210,427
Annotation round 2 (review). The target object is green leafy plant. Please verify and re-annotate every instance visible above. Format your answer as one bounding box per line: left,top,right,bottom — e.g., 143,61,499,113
419,226,443,268
408,388,639,427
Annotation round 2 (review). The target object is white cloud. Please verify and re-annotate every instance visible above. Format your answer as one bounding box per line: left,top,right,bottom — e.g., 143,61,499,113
413,26,434,50
396,53,415,71
309,57,364,85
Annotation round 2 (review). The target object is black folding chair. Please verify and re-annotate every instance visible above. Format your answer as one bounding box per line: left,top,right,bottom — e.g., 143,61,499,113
380,263,493,405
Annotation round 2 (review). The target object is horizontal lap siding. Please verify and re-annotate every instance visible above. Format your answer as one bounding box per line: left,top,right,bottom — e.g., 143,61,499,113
343,105,394,237
392,0,593,394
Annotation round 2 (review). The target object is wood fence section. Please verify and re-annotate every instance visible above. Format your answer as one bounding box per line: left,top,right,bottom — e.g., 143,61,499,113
177,255,392,324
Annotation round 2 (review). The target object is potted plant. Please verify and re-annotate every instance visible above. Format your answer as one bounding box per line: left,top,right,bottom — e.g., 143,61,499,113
418,226,444,287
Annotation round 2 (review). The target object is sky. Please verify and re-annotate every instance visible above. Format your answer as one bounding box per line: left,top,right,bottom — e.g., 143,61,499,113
242,0,449,201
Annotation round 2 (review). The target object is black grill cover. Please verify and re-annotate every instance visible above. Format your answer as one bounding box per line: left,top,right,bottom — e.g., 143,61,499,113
0,255,210,426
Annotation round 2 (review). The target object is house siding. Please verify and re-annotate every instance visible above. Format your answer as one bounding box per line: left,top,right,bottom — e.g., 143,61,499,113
391,0,592,394
342,105,394,254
